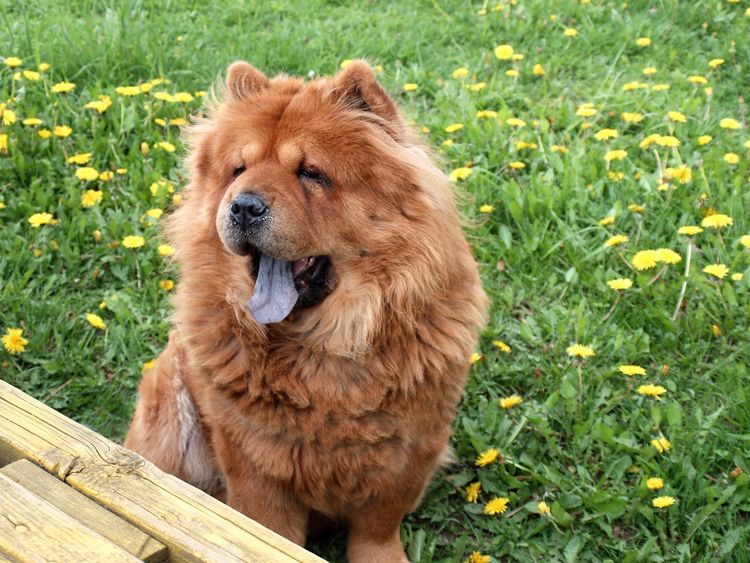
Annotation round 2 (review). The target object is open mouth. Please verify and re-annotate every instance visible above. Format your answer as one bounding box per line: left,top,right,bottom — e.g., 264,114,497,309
247,250,333,324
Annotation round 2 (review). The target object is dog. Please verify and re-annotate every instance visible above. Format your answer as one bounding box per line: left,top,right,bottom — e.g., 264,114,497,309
125,59,488,562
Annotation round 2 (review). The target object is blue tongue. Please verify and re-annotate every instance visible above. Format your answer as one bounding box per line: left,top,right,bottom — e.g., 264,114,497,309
248,254,299,324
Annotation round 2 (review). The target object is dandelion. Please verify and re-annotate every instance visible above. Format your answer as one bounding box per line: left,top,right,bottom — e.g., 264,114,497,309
146,208,163,220
159,279,175,291
85,313,106,330
651,436,672,453
84,95,112,113
688,75,708,84
81,190,103,208
576,106,597,118
495,44,514,60
28,212,54,228
740,235,750,248
2,108,16,125
122,235,145,249
174,92,194,102
4,56,23,67
647,477,664,490
724,153,739,164
469,352,483,364
464,552,490,563
67,153,92,165
99,171,113,181
533,63,545,76
607,278,633,291
639,134,661,149
170,117,187,126
449,167,473,181
564,28,578,37
638,384,667,397
22,117,42,126
53,125,72,138
538,501,551,515
604,235,628,247
469,82,486,91
652,496,676,508
156,141,176,152
516,141,537,150
709,58,725,68
452,67,469,79
677,225,703,237
719,118,741,129
594,129,619,141
628,204,645,214
506,117,526,127
731,273,743,281
158,244,175,256
484,497,510,515
632,250,659,270
479,204,494,213
652,83,671,91
38,129,52,139
623,81,648,91
551,145,568,153
599,215,615,226
698,135,713,145
667,111,687,122
75,167,99,181
636,37,651,47
476,110,497,119
403,83,418,92
499,395,523,409
465,481,481,503
701,213,733,228
567,344,595,358
475,448,501,467
656,135,680,147
493,340,511,354
141,359,156,373
51,82,76,93
654,248,681,264
0,134,7,154
508,161,526,170
621,112,644,123
604,149,628,162
619,364,645,376
712,324,721,337
2,328,28,355
445,123,463,133
703,264,729,279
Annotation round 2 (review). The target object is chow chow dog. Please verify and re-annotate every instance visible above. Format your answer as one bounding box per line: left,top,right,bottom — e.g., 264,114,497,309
124,60,488,562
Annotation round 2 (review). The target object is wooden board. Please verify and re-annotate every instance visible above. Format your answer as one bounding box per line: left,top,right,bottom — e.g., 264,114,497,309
0,472,140,562
0,379,325,563
1,459,168,562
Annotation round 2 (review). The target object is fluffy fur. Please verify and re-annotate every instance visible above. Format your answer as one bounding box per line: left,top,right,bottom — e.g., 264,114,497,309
125,60,488,562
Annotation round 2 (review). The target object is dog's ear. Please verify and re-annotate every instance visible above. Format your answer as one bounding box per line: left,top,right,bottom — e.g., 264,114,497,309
334,60,399,122
226,60,269,101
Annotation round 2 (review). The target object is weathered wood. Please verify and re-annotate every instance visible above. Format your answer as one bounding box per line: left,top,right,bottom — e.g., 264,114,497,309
0,379,326,563
1,459,168,562
0,472,140,562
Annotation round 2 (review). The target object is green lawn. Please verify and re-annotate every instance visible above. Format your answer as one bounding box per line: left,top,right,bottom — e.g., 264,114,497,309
2,0,750,560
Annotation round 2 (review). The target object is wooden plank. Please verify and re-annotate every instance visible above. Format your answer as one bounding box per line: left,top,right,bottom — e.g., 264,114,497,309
0,473,140,562
0,379,325,563
1,459,168,562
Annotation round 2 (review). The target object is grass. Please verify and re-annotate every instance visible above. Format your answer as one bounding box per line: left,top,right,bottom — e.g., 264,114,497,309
2,0,750,560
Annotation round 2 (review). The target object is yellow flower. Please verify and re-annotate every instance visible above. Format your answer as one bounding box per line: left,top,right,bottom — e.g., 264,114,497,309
475,448,501,467
618,364,645,376
476,110,498,119
85,313,106,330
731,273,743,281
654,248,681,264
604,235,629,247
688,75,708,84
4,56,23,68
632,250,659,270
159,279,175,291
638,384,667,397
484,497,510,515
607,278,633,291
22,117,41,126
639,133,661,149
599,215,615,226
516,141,537,150
122,235,145,249
81,190,103,208
153,91,175,102
652,83,671,91
576,106,597,117
703,264,729,279
2,108,16,125
621,112,644,123
469,82,486,92
628,203,645,214
449,167,473,181
678,226,703,236
567,344,595,358
66,153,92,165
403,83,418,92
141,359,156,373
538,501,551,515
647,477,664,490
664,165,692,184
146,208,163,220
709,58,725,68
594,129,619,141
465,551,490,563
564,28,578,37
445,123,464,133
636,37,651,47
651,436,672,453
533,63,545,76
115,86,141,96
724,152,739,164
84,96,113,113
22,70,40,81
508,161,526,170
719,118,740,129
505,69,519,78
28,212,54,228
170,118,187,126
469,352,483,364
740,235,750,248
701,213,733,228
174,92,194,102
608,171,625,181
452,67,469,79
38,129,52,139
0,134,7,154
2,328,28,355
698,135,713,145
551,145,568,154
642,67,657,75
622,81,648,91
51,81,76,93
479,204,494,213
604,149,628,162
465,481,481,503
652,496,676,508
38,62,50,71
656,135,680,147
493,340,511,354
99,171,114,181
158,244,175,256
75,167,99,181
506,117,526,127
156,141,176,152
667,111,687,123
500,395,523,409
53,125,72,138
495,44,514,60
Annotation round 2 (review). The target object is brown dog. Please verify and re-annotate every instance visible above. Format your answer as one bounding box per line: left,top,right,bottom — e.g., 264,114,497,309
124,60,488,562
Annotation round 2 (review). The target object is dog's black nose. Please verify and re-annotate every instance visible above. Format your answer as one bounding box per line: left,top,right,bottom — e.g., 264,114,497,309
230,193,268,228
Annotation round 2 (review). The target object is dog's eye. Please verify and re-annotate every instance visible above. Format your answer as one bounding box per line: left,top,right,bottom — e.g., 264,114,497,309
298,167,330,188
232,165,246,179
